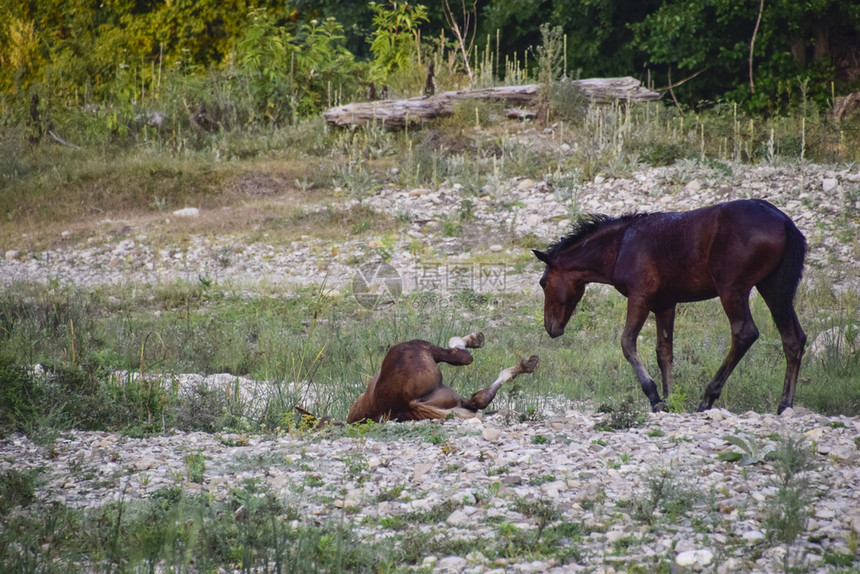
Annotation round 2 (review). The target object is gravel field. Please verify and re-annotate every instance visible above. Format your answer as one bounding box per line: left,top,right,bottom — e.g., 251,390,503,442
2,160,859,297
2,405,859,572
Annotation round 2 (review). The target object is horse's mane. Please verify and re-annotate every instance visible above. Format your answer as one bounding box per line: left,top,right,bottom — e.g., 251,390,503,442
547,212,648,257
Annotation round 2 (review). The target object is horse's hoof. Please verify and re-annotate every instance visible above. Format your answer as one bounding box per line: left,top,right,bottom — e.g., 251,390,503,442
450,332,485,349
465,332,484,348
652,401,667,413
519,355,540,373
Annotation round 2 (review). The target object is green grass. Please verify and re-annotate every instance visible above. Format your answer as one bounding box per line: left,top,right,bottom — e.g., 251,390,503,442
1,270,857,440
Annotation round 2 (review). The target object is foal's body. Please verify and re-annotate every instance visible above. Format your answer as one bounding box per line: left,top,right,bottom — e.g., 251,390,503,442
534,199,807,413
347,334,539,423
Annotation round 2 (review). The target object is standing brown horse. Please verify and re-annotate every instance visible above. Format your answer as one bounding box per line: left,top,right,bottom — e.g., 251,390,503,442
533,199,806,414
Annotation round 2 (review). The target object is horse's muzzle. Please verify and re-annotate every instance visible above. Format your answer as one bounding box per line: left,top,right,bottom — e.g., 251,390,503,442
545,322,565,338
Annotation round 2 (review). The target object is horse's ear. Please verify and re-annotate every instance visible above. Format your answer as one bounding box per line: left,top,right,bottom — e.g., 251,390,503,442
532,249,550,264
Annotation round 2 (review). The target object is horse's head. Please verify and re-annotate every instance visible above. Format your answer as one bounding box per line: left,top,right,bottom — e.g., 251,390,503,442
533,249,585,338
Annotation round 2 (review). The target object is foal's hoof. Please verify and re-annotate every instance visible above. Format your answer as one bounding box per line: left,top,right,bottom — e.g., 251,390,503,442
651,401,667,413
464,332,485,348
449,332,485,349
519,355,540,373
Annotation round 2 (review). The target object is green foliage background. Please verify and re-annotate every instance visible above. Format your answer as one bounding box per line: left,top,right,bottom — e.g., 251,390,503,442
2,0,859,121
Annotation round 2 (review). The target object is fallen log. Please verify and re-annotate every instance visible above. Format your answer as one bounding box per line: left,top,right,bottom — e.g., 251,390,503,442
831,91,860,122
323,77,661,128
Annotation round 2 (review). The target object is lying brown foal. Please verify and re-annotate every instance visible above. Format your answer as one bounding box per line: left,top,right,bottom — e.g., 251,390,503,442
297,333,539,426
346,332,539,423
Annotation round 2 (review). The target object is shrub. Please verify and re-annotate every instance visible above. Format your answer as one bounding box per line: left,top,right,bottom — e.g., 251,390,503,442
0,469,38,514
0,359,41,435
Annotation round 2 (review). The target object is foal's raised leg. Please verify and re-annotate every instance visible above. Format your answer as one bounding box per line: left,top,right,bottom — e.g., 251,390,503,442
698,290,759,411
654,305,676,399
461,355,540,410
412,355,539,418
621,298,665,411
448,332,485,350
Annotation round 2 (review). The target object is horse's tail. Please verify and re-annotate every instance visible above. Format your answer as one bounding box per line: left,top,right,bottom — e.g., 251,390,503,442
760,216,807,328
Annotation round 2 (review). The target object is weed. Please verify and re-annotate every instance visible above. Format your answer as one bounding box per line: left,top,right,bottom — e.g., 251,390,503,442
632,468,701,525
548,78,588,124
594,400,645,431
0,469,39,514
764,434,816,572
171,382,234,432
665,388,688,413
305,474,325,488
334,161,381,198
375,485,406,502
0,360,41,435
183,452,206,483
342,451,370,486
528,474,557,486
823,552,857,567
716,434,772,466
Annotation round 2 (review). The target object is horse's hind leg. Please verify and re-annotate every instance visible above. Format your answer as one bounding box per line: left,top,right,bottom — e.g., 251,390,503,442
758,288,806,414
698,290,759,411
448,332,485,350
462,355,540,411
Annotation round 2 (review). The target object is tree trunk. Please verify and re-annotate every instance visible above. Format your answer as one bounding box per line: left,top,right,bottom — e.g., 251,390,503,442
322,77,661,128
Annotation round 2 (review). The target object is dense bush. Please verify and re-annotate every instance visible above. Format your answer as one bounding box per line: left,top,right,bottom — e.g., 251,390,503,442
2,0,858,127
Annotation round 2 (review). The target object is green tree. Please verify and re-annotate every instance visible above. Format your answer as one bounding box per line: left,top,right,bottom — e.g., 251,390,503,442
631,0,860,110
368,2,430,84
237,8,364,123
480,0,662,80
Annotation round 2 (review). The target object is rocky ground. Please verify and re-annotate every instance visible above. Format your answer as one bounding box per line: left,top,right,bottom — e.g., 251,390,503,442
2,405,859,572
2,159,859,572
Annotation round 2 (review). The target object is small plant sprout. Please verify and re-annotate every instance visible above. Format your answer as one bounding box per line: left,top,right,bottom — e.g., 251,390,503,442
183,452,206,483
665,388,688,413
716,434,772,465
765,434,816,572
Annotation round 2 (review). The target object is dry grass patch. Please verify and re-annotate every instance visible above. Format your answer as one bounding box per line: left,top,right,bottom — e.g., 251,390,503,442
3,197,401,254
0,156,343,249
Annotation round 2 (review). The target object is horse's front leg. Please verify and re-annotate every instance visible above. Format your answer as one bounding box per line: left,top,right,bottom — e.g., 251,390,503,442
654,306,676,400
621,300,665,411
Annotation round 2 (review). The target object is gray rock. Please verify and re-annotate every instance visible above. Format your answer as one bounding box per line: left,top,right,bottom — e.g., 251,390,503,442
675,548,714,569
822,178,839,192
437,555,467,572
172,207,200,218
